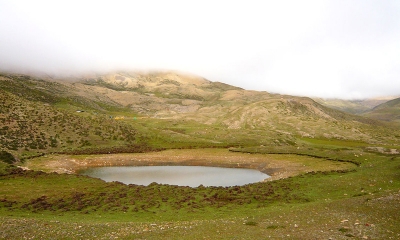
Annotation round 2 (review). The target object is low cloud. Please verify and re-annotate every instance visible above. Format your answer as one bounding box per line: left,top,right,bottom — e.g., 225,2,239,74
0,0,399,99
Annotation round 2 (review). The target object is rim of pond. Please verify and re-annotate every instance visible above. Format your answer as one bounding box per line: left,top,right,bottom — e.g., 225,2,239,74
79,165,270,187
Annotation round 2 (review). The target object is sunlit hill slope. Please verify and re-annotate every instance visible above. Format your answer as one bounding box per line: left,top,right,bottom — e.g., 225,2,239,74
362,97,400,123
0,71,398,159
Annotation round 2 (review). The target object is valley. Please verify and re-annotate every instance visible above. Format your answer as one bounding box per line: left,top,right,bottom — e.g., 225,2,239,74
0,71,399,239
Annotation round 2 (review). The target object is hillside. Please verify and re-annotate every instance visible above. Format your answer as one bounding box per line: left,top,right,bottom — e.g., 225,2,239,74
1,71,400,239
1,71,399,159
72,72,396,143
0,73,156,160
363,97,400,123
313,97,396,114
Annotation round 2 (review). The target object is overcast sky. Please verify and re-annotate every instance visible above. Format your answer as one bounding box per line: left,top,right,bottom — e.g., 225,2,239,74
0,0,399,99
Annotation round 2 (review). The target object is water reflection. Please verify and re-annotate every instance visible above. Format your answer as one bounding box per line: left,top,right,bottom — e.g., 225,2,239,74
80,166,269,187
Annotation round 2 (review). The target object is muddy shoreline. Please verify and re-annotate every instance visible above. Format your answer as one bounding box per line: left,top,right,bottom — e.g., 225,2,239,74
25,149,354,182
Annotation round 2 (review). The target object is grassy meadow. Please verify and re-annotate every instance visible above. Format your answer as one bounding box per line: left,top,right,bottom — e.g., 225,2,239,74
1,143,399,239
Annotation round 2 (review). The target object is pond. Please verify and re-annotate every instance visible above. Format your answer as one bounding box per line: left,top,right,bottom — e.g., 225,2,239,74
79,166,270,187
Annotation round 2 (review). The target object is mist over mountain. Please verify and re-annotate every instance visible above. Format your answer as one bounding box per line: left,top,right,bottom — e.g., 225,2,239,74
1,1,400,99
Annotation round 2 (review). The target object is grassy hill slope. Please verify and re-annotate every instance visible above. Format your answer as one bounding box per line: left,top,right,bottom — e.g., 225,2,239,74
313,97,397,114
1,71,399,160
71,72,398,145
363,97,400,123
0,74,157,160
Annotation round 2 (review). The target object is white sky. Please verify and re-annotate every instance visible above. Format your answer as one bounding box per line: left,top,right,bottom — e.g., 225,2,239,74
0,0,399,99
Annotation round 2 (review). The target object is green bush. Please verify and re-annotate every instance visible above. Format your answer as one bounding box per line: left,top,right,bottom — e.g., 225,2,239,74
0,151,16,164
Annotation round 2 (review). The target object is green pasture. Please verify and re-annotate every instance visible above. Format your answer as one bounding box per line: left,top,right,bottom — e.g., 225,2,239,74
1,145,399,239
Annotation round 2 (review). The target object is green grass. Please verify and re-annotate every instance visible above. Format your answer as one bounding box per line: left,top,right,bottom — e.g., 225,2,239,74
299,137,370,148
1,72,400,238
1,147,399,239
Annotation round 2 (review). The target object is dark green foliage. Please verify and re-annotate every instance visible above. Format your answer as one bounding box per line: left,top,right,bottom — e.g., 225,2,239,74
266,225,285,229
244,221,257,226
0,151,16,164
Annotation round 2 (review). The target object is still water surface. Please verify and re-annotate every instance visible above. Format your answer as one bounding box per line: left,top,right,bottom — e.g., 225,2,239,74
80,166,269,187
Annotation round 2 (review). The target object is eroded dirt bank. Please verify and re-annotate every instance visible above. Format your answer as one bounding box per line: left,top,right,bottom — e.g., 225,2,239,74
24,149,355,181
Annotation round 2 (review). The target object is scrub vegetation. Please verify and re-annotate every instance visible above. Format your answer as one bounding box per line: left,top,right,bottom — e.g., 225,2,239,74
0,72,399,239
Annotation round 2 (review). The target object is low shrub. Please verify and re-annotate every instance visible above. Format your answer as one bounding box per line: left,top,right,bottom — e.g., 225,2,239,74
0,151,16,164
